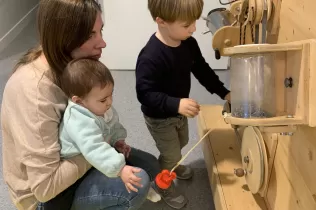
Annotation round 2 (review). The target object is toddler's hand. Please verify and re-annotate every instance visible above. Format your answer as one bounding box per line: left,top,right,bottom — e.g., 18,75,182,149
178,98,200,118
119,165,143,193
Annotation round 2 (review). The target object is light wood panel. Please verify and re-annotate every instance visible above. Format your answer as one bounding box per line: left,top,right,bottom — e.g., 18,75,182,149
266,132,316,210
265,1,316,209
269,0,316,43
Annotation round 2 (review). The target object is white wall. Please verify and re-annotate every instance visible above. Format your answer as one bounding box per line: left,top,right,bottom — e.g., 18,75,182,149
100,0,228,70
0,0,38,52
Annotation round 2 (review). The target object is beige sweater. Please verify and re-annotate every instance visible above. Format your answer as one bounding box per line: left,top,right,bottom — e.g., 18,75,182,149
1,57,91,210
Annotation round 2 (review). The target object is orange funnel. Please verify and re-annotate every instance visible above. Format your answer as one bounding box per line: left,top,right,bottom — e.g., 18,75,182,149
155,170,177,189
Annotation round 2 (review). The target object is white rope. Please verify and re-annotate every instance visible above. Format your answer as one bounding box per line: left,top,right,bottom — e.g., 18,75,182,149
170,129,213,174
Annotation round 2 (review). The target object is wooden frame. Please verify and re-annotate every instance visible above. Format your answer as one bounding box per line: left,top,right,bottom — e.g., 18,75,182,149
198,0,316,209
222,40,316,127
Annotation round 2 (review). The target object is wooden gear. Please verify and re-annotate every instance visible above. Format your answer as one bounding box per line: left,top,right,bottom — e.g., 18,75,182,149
206,0,273,59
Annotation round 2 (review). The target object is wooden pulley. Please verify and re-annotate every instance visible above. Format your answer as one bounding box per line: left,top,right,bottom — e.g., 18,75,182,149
234,126,269,195
248,0,273,25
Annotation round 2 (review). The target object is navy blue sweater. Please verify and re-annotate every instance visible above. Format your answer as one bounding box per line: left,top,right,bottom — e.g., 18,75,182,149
135,34,230,118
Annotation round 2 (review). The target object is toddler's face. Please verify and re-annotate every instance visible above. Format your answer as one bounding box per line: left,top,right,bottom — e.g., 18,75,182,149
80,84,113,116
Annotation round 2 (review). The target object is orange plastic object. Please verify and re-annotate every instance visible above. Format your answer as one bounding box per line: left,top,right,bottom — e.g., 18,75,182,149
155,170,177,189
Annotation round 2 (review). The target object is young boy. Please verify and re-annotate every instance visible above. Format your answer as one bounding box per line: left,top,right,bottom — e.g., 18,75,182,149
59,58,161,203
136,0,231,206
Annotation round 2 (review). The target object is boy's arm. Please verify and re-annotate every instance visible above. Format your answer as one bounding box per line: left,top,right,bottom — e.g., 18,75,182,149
65,108,125,177
189,37,230,100
136,58,180,114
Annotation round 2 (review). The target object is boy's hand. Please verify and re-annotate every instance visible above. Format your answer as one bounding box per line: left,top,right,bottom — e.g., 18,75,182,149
118,165,143,193
224,92,231,103
115,140,131,158
178,98,200,118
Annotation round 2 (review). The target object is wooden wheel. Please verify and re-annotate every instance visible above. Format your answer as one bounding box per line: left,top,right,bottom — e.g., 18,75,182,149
248,0,273,24
240,126,269,194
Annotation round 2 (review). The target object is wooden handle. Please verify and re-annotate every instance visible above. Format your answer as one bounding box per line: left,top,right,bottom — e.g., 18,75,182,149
234,168,246,177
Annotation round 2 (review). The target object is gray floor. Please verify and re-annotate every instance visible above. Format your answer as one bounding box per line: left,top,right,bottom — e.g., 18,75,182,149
0,21,230,210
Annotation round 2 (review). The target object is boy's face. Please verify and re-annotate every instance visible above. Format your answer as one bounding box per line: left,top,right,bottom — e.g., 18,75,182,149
161,19,197,41
74,84,114,116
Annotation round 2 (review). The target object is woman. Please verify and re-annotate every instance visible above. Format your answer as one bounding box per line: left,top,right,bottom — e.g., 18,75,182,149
0,0,160,209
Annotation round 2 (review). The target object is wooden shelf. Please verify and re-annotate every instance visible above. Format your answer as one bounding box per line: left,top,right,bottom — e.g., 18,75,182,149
222,42,304,56
223,115,304,127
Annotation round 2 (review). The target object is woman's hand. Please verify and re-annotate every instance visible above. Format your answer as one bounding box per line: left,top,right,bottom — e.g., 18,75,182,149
114,140,131,158
118,166,143,193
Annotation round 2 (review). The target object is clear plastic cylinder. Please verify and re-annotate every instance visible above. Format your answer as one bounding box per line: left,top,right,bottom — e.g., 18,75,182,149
230,53,275,118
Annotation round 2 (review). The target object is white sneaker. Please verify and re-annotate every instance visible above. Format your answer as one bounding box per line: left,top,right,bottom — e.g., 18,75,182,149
147,186,161,202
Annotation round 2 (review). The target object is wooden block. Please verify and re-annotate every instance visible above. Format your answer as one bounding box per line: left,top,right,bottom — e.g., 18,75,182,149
275,0,316,43
282,126,316,201
198,105,267,210
266,133,316,210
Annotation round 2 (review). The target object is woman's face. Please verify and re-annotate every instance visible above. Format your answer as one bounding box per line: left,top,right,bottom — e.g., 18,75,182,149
71,12,106,59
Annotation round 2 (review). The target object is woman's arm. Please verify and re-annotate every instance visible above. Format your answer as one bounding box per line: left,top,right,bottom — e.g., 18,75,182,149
3,71,91,202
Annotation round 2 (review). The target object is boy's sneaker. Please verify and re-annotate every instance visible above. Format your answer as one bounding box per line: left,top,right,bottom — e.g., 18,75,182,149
155,182,188,209
174,165,193,180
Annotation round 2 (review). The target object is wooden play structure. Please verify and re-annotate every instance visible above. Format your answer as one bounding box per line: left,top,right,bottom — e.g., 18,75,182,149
198,0,316,209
